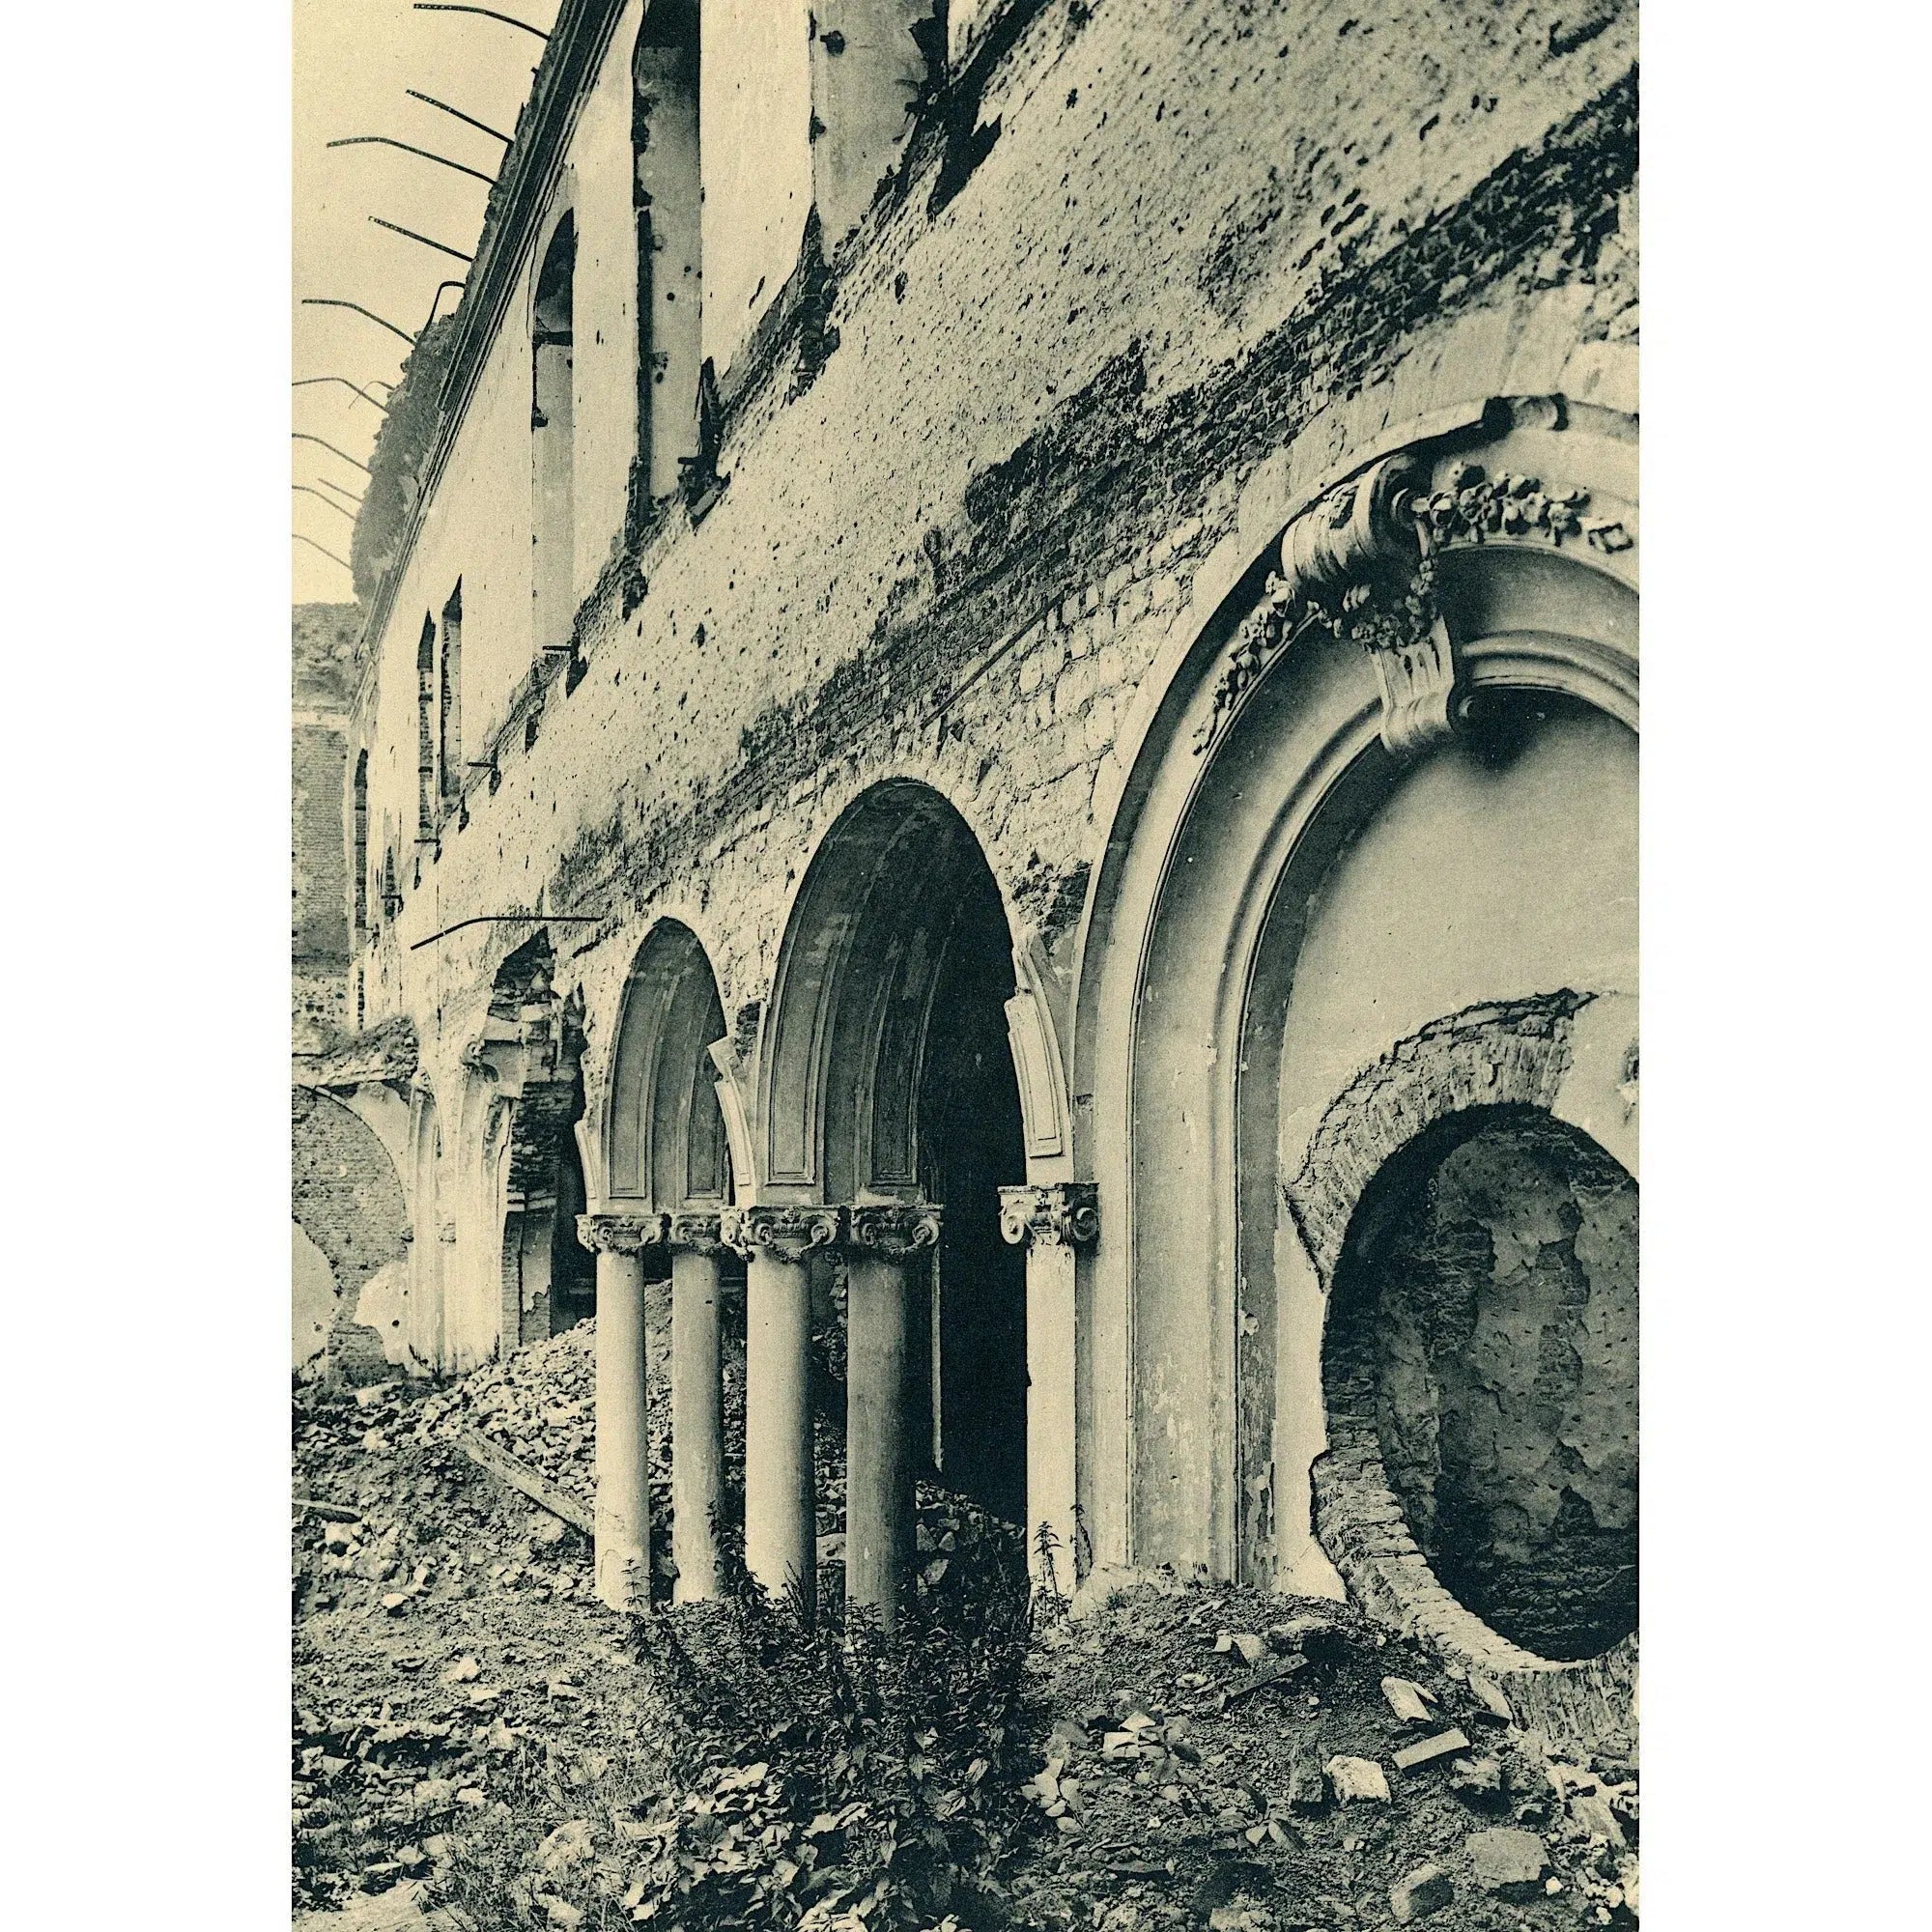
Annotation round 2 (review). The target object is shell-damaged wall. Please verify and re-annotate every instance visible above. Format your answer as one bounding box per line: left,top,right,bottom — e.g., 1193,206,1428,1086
359,0,1637,1129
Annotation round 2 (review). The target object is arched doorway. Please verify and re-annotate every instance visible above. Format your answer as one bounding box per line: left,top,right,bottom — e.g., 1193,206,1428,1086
1072,400,1638,1716
484,930,593,1350
761,780,1029,1524
600,918,740,1605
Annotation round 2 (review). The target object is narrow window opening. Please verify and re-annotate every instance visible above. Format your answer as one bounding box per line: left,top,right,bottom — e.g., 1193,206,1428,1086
634,1,701,505
439,582,464,808
351,749,369,940
532,214,577,653
415,614,437,838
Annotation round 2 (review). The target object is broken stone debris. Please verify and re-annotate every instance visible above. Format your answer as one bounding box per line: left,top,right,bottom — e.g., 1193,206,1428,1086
1390,1861,1455,1922
1380,1674,1436,1723
1324,1755,1390,1803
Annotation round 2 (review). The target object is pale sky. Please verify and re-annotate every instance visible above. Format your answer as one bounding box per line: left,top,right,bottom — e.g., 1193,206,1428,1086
293,0,562,604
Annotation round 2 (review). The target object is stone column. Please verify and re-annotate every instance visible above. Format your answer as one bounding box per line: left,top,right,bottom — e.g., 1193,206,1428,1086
843,1203,941,1630
726,1206,838,1619
666,1210,731,1604
1000,1183,1099,1597
577,1211,666,1612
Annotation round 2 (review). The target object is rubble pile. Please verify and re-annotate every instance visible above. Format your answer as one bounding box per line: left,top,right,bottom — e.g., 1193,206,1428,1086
294,1375,650,1919
1012,1582,1637,1930
297,1349,1637,1928
416,1323,602,1511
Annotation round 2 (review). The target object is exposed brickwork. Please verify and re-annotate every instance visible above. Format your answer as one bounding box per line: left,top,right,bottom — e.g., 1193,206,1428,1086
326,3,1641,1662
1329,1112,1636,1661
1287,993,1592,1286
1299,996,1636,1759
355,1,1639,1074
290,1088,410,1377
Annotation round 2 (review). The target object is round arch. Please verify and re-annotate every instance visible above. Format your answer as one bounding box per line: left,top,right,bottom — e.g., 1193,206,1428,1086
605,918,733,1210
1067,401,1639,1636
758,778,1033,1522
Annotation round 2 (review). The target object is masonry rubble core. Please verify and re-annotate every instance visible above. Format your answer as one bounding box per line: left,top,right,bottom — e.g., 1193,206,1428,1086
293,0,1639,1760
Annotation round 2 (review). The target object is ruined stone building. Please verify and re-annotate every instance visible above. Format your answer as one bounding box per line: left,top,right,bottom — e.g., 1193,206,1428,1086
296,0,1638,1757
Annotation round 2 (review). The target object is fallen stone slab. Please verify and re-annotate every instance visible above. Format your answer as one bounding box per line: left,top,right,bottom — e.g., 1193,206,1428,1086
1393,1728,1471,1773
1380,1676,1435,1724
455,1429,594,1537
1467,1827,1549,1897
1324,1755,1390,1803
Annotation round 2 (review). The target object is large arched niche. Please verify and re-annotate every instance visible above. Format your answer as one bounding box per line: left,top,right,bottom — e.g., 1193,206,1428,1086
1069,402,1637,1604
758,779,1033,1521
604,918,733,1212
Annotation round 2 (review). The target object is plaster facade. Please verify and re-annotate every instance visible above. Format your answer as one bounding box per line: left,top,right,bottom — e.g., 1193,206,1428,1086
318,0,1639,1747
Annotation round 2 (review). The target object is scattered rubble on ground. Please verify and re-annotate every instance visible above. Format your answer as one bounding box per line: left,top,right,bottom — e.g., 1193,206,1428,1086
296,1337,1638,1929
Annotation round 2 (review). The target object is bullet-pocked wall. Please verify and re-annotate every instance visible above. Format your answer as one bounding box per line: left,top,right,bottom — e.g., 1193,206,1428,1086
339,0,1638,1646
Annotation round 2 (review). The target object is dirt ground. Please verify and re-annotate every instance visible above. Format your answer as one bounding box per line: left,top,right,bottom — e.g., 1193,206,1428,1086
293,1334,1636,1930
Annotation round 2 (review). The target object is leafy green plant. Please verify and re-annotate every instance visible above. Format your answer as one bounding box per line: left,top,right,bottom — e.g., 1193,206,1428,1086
623,1494,1038,1930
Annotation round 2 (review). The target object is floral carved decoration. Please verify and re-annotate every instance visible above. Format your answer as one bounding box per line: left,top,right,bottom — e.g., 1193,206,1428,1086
1192,456,1632,759
1412,464,1632,554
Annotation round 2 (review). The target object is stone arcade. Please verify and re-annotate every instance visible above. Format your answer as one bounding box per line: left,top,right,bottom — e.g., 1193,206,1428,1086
293,0,1639,1759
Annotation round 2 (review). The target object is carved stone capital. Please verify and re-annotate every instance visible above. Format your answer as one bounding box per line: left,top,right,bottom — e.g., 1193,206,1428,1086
724,1205,841,1264
998,1182,1099,1249
575,1210,667,1256
844,1203,942,1261
666,1208,733,1258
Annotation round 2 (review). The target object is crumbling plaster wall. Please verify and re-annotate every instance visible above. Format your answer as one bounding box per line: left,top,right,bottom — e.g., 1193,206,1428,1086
364,1,1636,1078
355,5,1638,1357
292,1088,413,1378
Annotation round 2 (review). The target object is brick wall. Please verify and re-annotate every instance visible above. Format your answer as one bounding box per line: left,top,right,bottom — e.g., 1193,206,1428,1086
352,0,1639,1073
291,1088,411,1377
293,602,361,1045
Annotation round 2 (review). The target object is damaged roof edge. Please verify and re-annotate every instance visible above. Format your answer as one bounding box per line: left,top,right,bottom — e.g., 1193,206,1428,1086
355,0,629,685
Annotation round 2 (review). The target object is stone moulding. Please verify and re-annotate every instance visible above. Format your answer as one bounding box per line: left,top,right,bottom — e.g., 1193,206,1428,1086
998,1181,1099,1249
1192,443,1636,763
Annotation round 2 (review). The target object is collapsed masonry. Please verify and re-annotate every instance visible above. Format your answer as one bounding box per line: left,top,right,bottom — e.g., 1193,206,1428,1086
298,0,1642,1769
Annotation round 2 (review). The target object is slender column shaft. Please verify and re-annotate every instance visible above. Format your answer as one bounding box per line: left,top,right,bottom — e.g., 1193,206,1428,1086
592,1245,650,1610
1026,1237,1079,1596
744,1245,816,1615
843,1204,941,1628
1001,1184,1099,1597
845,1252,917,1626
669,1241,725,1603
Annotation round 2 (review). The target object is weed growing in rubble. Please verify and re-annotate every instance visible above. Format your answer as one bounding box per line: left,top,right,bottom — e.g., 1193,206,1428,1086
623,1495,1038,1930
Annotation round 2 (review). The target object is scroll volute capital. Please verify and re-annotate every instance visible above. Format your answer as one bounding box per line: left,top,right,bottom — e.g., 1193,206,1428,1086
845,1203,942,1262
998,1182,1098,1249
723,1205,840,1264
576,1210,667,1255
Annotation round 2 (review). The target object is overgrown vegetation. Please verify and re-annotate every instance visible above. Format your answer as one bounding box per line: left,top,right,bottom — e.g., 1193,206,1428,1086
620,1496,1040,1931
